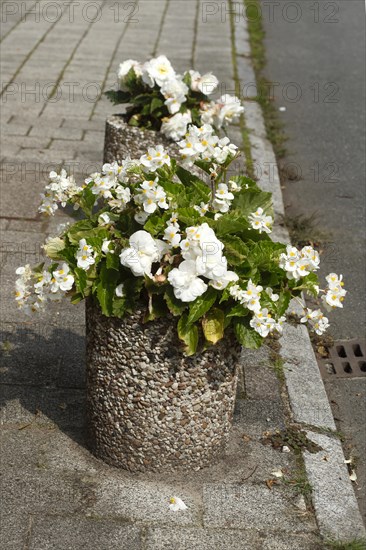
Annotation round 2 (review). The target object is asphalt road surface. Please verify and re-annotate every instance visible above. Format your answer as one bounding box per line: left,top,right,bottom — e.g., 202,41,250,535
261,0,365,340
261,0,366,523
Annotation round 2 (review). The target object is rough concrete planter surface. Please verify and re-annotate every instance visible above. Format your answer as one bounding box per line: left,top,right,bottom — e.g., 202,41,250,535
103,114,179,164
86,299,241,472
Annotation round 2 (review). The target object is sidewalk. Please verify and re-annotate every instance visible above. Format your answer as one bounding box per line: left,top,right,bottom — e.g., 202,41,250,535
0,1,364,548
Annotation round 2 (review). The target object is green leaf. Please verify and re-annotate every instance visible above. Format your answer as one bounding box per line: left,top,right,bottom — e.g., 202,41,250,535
143,214,167,236
232,189,273,219
177,313,199,356
112,297,126,318
276,290,291,316
150,97,164,113
79,187,96,217
220,235,249,266
187,287,218,323
226,303,248,318
104,90,131,105
106,252,120,271
164,288,187,316
74,267,88,294
202,308,225,344
176,207,201,226
233,318,263,349
95,263,120,316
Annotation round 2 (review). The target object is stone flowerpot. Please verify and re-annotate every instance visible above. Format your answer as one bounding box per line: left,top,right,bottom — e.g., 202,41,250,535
103,114,179,164
85,299,241,472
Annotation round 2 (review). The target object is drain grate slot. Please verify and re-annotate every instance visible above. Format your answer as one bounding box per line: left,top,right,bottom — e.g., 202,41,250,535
317,339,366,379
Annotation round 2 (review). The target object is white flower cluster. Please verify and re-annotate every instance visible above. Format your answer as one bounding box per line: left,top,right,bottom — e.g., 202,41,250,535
178,124,238,167
15,263,74,315
167,223,238,301
300,308,330,335
117,56,243,140
248,207,273,234
163,214,181,247
279,245,320,280
200,94,244,128
250,309,286,338
212,183,234,213
76,239,96,271
230,282,284,337
134,177,169,215
120,230,168,277
322,273,347,310
86,160,133,212
39,170,83,215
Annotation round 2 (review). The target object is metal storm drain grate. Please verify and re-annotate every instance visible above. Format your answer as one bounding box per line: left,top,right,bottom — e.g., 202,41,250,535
317,339,366,379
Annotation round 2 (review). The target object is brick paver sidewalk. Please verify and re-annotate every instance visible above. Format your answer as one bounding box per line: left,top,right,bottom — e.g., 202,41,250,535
0,2,325,548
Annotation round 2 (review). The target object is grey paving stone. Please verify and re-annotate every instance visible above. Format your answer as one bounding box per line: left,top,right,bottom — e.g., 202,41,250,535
1,123,31,136
146,526,262,549
234,399,286,437
0,510,30,550
29,517,142,550
241,346,282,401
0,319,85,387
0,385,85,428
91,478,201,527
262,533,324,549
29,126,84,140
203,483,317,532
304,431,366,541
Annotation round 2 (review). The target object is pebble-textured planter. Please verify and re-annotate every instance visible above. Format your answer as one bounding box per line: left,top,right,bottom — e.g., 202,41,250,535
86,299,241,472
103,114,179,164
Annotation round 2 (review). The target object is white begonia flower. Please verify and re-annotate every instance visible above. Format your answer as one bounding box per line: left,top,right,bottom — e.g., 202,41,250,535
52,263,74,292
228,179,241,192
212,183,234,213
39,170,82,215
214,213,222,220
140,145,171,172
91,175,115,199
160,76,188,114
168,260,208,302
135,178,169,214
300,308,330,335
76,239,96,271
168,212,179,227
194,202,209,217
189,70,219,95
279,245,320,281
322,274,347,310
248,208,273,234
142,55,176,87
250,308,276,338
169,496,187,512
134,210,150,225
164,224,181,247
120,230,165,277
115,284,124,297
210,270,239,290
98,212,111,226
161,111,192,141
265,287,279,302
102,239,114,255
216,94,244,127
118,59,142,90
15,265,33,281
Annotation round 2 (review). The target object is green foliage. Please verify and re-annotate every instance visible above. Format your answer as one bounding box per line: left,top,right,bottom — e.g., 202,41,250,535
233,317,263,349
178,314,199,356
187,287,217,324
